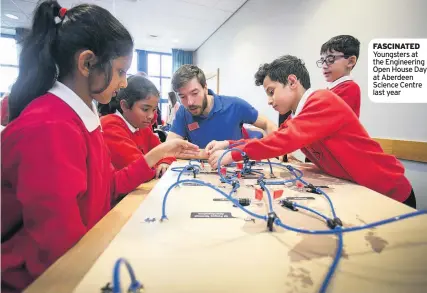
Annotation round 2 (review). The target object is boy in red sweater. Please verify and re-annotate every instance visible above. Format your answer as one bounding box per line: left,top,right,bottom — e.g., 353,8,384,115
207,55,416,208
101,75,175,178
318,35,361,117
1,2,198,292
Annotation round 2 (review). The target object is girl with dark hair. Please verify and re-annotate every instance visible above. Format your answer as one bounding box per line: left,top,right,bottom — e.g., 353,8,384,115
1,1,198,291
101,75,175,178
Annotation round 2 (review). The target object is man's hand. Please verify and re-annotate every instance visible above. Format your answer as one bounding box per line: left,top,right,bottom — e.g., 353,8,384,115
206,140,230,155
208,150,233,169
155,163,170,179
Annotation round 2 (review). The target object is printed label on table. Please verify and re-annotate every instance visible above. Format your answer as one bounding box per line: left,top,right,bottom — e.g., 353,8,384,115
368,38,427,103
190,212,234,218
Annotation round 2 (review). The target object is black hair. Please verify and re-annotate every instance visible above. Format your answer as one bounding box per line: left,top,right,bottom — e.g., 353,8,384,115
8,0,134,121
98,75,159,115
320,35,360,68
171,64,206,92
254,55,311,89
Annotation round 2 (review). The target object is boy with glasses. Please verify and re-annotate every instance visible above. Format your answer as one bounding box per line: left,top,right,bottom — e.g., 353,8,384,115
318,35,361,117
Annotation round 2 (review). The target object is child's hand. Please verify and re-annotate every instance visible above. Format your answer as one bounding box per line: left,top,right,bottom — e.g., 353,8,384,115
162,140,200,158
155,163,170,178
208,150,233,169
206,140,229,155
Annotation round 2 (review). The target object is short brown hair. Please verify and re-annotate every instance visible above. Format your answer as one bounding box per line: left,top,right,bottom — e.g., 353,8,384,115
172,64,206,92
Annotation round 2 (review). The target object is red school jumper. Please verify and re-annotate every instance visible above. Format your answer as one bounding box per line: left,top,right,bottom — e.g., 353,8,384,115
101,113,175,175
328,76,361,118
230,89,411,203
1,82,154,292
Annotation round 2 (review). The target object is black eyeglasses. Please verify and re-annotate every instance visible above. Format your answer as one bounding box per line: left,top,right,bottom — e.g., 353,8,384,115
316,55,351,68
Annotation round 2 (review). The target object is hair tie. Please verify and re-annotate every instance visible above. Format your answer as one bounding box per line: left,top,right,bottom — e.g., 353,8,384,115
59,7,67,19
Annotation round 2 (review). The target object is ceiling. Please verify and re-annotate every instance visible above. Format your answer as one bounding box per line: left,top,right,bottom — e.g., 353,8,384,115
1,0,247,52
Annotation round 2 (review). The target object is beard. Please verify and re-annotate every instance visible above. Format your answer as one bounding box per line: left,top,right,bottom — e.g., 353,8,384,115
188,93,208,117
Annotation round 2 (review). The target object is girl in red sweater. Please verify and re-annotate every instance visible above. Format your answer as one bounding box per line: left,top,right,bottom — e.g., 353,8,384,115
1,1,198,292
206,55,416,209
101,75,175,179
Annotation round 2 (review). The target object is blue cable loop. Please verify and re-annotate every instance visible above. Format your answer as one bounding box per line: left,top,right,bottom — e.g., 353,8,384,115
176,165,201,183
217,148,247,185
161,178,267,221
113,258,141,293
162,158,426,293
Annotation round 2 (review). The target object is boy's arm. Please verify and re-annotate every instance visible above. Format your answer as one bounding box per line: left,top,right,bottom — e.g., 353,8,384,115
231,92,351,161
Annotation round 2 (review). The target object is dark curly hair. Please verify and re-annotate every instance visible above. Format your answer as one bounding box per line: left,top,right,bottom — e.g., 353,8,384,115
254,55,311,89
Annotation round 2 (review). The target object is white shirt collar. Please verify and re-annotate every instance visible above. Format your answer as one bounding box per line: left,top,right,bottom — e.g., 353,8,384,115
114,110,138,133
48,81,101,132
328,75,353,89
292,88,314,118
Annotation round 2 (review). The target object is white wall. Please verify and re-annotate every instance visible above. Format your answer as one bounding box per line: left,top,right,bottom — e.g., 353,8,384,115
195,0,427,209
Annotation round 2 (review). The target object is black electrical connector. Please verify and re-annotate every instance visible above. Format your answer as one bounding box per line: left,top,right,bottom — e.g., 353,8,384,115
231,180,240,189
327,217,343,229
267,212,277,231
233,198,251,207
305,183,321,194
334,217,343,227
280,200,298,211
327,218,337,229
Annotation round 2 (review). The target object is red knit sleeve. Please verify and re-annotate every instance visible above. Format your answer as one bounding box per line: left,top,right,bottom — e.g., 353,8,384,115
232,90,351,161
331,81,361,118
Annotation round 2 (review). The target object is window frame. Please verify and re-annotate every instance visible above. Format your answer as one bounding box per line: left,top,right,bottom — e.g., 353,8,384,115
0,34,19,95
146,51,172,122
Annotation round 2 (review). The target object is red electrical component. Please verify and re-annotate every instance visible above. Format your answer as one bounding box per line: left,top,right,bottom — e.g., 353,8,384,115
255,188,263,200
273,189,284,199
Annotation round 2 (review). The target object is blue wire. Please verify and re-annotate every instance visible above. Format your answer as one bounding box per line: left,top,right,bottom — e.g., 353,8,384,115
266,159,274,175
176,165,201,183
297,176,337,218
161,178,267,221
293,203,329,221
216,148,247,185
164,158,427,293
113,258,141,293
320,228,343,293
274,209,427,235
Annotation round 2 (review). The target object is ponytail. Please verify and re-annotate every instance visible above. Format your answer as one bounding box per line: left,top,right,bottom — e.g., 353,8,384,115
8,0,62,121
